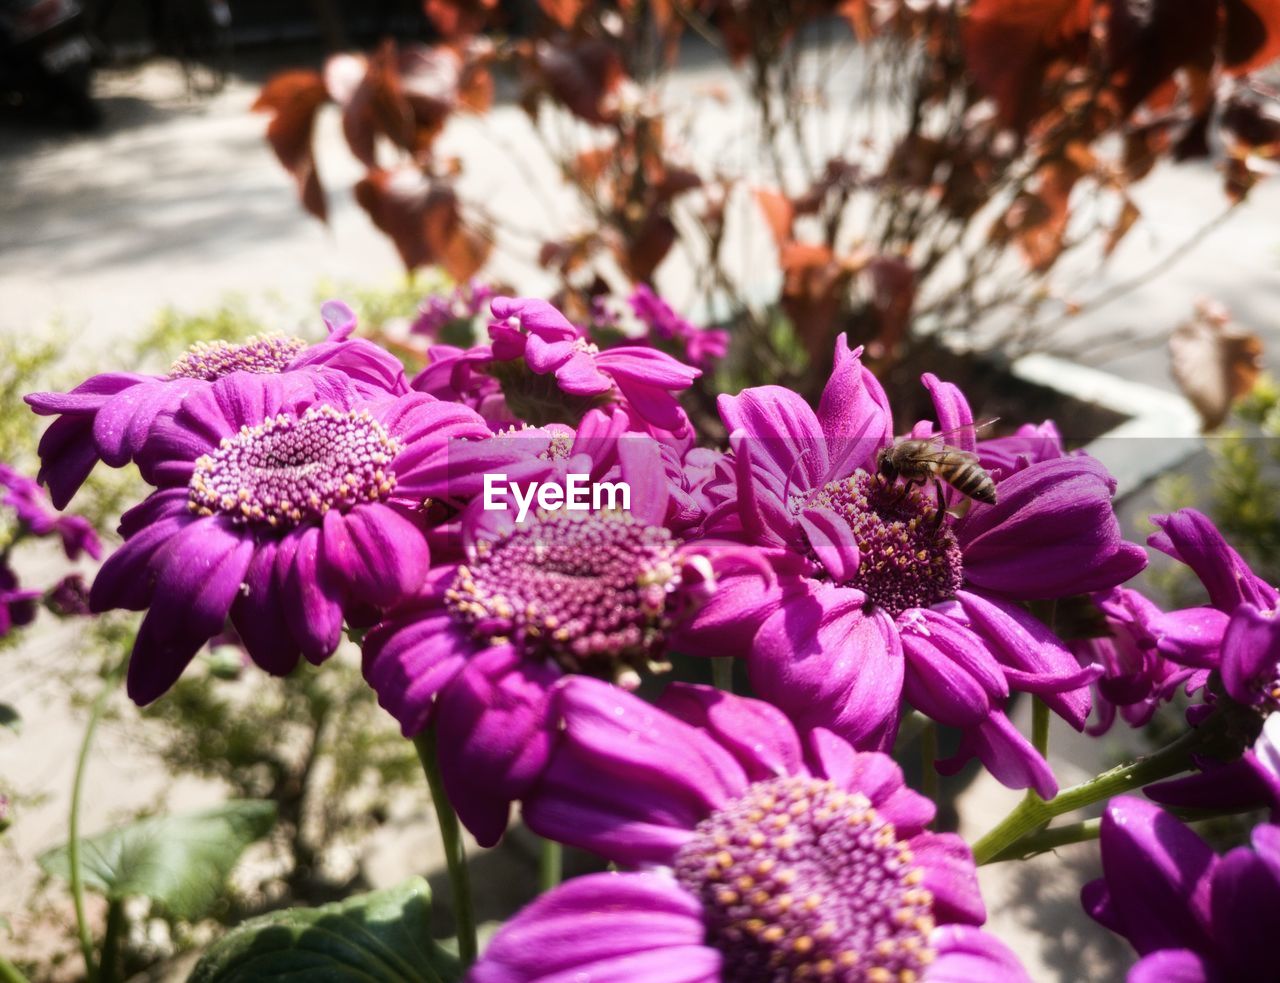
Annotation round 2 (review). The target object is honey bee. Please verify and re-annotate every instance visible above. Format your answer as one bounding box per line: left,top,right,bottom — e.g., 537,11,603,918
876,420,998,510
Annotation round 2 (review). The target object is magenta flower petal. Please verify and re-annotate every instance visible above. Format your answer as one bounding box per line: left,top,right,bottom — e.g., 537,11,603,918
1149,607,1230,668
228,539,300,676
1086,797,1218,957
1209,845,1280,968
468,872,718,983
798,506,860,583
278,527,345,664
957,456,1146,598
958,590,1093,730
361,582,470,737
596,346,701,390
1220,604,1280,705
938,711,1057,799
523,333,577,374
816,337,892,472
899,609,1006,727
805,729,937,832
490,296,580,343
537,676,748,814
717,386,829,490
1127,950,1212,983
929,925,1033,983
674,567,786,658
609,375,688,434
127,517,255,705
750,581,902,751
656,683,806,783
320,505,428,606
920,372,977,452
1149,509,1279,613
908,832,985,926
436,647,561,848
89,514,191,612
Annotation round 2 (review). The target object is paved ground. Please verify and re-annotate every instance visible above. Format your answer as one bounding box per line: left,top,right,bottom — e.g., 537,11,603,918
0,43,1277,981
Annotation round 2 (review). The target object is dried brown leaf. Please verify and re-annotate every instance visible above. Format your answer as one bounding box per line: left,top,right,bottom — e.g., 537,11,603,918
1169,302,1265,430
253,70,331,222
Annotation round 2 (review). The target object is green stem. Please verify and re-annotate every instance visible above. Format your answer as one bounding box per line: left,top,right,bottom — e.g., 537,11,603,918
920,722,938,807
711,657,734,693
983,818,1102,864
97,900,125,983
0,952,31,983
972,723,1207,865
70,667,123,983
539,838,563,893
413,729,478,967
1031,698,1049,759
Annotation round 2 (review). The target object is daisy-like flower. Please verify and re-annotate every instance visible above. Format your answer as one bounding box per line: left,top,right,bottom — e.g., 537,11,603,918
413,296,701,436
626,284,730,370
1084,796,1280,982
683,337,1145,798
1072,587,1204,736
475,677,1029,983
1145,509,1280,710
0,463,100,561
361,430,762,845
25,301,407,509
89,371,488,705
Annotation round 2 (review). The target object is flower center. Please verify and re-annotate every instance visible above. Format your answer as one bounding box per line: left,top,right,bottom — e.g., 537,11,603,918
188,406,400,527
806,471,962,618
674,775,936,983
167,334,307,381
445,510,679,681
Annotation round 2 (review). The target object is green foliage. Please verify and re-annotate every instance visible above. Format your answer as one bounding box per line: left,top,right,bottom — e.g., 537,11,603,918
188,878,460,983
0,703,18,734
38,801,277,922
141,657,420,900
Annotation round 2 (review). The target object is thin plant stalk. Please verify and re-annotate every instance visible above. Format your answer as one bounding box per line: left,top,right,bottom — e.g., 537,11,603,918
711,657,734,693
70,666,124,983
98,900,125,983
972,722,1208,865
920,722,938,809
540,838,563,893
0,952,30,983
413,728,478,967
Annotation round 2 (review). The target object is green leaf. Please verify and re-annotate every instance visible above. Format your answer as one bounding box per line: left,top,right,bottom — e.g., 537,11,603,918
188,877,461,983
38,800,276,921
0,703,18,735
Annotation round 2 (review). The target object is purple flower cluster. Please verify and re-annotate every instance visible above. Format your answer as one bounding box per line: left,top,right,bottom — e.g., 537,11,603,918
26,287,1280,982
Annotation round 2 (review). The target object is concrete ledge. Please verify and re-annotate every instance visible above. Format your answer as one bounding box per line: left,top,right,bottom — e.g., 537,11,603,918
1011,353,1202,499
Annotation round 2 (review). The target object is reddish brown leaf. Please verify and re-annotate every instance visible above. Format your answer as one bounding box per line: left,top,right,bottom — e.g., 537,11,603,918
1224,0,1280,74
863,255,915,360
531,38,626,126
253,70,331,222
1107,0,1218,113
621,213,677,282
1104,197,1141,256
780,243,851,360
962,0,1092,128
997,159,1082,271
538,0,586,29
652,165,702,203
423,0,498,38
753,188,795,251
354,168,492,278
1169,301,1265,430
838,0,875,40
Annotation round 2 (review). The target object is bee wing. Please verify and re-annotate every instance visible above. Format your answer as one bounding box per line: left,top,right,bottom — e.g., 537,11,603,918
921,417,1000,446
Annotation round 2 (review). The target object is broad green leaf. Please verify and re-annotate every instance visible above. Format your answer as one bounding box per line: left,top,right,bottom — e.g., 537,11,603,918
0,703,18,734
188,877,460,983
38,800,276,921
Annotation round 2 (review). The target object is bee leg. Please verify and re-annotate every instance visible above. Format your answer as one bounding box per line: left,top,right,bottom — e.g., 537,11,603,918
932,479,949,529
